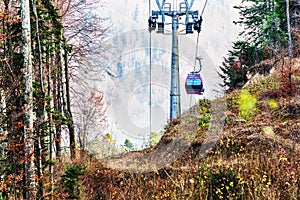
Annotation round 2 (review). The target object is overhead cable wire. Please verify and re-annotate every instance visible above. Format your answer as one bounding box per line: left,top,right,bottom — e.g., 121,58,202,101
193,0,208,72
149,0,152,134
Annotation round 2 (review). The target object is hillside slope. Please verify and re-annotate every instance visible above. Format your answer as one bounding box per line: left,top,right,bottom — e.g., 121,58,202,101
81,58,300,200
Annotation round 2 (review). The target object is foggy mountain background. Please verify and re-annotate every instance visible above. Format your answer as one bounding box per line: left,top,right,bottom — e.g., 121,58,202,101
89,0,242,150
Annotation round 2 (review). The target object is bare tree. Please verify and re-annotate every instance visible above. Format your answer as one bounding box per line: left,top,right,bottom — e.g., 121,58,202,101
56,0,110,155
72,87,107,151
59,0,110,86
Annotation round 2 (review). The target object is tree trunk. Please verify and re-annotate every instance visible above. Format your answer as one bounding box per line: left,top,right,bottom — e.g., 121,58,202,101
46,43,55,197
52,39,62,159
21,0,36,197
63,40,76,159
286,0,292,58
286,0,292,94
32,0,46,197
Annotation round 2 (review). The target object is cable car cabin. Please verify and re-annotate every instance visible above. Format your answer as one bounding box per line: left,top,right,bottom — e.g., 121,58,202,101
185,72,204,95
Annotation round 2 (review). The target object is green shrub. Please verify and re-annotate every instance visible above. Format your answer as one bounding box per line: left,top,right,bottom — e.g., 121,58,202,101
197,99,211,130
61,164,87,199
197,165,244,200
237,90,257,121
268,99,278,109
198,113,211,129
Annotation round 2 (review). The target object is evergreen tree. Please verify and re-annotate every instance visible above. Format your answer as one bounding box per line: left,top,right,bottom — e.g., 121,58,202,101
124,138,134,150
234,0,288,53
219,0,297,91
219,41,264,90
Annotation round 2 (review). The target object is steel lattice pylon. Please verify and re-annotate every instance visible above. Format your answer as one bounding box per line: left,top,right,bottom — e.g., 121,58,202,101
148,0,201,120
